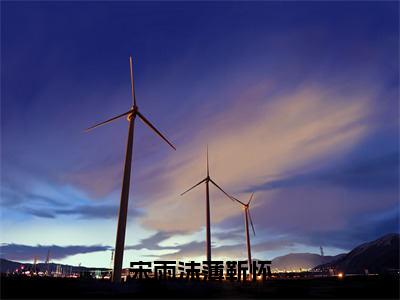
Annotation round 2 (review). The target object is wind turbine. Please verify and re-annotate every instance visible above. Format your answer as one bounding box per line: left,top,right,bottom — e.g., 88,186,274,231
180,147,234,261
85,56,176,282
231,193,256,278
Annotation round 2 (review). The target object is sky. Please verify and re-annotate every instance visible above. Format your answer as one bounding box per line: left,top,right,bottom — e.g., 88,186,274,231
1,2,399,268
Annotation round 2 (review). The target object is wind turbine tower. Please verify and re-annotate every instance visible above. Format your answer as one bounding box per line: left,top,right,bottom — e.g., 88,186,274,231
86,56,176,282
180,147,234,261
230,193,256,278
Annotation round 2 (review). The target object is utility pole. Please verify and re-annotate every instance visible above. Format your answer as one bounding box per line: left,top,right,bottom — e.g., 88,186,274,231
110,250,114,270
33,256,38,274
45,250,50,275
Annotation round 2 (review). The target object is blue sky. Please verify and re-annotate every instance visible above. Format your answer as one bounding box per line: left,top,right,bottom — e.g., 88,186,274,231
1,1,398,268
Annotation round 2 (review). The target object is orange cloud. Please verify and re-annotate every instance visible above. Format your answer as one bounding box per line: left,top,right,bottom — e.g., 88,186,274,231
139,82,375,233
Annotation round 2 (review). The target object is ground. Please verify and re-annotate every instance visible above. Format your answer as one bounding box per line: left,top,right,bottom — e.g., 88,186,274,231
1,275,399,299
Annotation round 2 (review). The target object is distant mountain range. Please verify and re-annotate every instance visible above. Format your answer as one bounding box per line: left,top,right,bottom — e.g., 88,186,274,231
313,233,399,274
271,253,345,271
1,233,399,275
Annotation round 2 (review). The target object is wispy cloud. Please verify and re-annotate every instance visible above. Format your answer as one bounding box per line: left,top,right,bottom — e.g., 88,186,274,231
140,83,375,233
55,204,143,220
250,152,399,192
125,231,178,251
0,244,111,261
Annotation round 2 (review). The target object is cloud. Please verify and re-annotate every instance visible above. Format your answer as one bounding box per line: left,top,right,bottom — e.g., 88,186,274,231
22,209,56,219
250,152,399,192
304,207,400,250
55,204,143,220
319,152,399,190
125,231,178,250
123,230,245,260
0,244,111,261
1,188,143,220
143,237,299,261
127,81,398,255
1,175,143,220
1,186,143,220
61,158,123,199
139,83,375,233
1,187,65,209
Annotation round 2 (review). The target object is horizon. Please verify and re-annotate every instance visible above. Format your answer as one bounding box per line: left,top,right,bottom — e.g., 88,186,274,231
3,232,398,269
1,1,399,269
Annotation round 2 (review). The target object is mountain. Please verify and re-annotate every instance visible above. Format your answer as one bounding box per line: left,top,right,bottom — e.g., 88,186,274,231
0,258,108,274
271,253,344,271
314,233,400,274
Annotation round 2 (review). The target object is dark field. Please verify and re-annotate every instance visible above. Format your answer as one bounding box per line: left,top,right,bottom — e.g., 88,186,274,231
1,275,399,299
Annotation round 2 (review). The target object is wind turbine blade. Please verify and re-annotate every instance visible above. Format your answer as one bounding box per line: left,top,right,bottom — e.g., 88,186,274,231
206,145,209,177
180,178,207,196
137,111,176,150
85,110,133,132
248,208,256,236
247,192,255,205
209,179,238,203
129,56,136,107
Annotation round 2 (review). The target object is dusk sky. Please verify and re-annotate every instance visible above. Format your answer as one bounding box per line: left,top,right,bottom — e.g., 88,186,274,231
1,2,399,268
